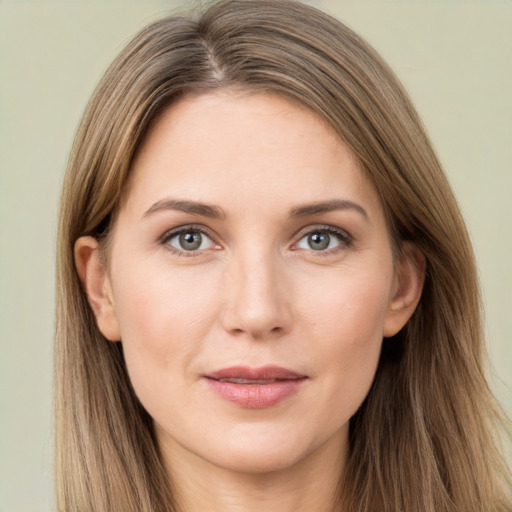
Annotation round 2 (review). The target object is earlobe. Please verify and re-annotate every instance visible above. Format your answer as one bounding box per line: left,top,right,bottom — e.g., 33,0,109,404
383,242,426,338
74,236,121,342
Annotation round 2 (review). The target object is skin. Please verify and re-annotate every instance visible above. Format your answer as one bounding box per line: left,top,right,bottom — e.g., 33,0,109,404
76,92,424,512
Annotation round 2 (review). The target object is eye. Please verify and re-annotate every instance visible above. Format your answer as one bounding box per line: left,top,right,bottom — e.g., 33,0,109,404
295,227,351,252
163,228,216,253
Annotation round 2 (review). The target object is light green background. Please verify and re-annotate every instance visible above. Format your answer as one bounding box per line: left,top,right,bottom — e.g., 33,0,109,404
0,1,510,510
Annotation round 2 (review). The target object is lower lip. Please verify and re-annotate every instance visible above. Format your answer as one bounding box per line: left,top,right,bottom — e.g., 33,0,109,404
205,378,306,408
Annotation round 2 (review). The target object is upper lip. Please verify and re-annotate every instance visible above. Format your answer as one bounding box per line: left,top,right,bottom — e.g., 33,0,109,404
204,365,306,382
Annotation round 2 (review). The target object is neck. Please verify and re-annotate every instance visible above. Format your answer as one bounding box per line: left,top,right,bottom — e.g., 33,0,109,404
159,430,347,512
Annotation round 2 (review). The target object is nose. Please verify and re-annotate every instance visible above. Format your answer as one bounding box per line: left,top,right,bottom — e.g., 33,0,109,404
221,250,293,341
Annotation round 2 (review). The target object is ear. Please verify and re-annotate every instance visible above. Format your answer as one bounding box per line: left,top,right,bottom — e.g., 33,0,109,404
74,236,121,342
383,242,426,338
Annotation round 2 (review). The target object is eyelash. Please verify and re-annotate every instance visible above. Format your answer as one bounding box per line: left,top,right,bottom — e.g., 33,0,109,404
159,224,353,257
160,224,218,258
292,224,354,255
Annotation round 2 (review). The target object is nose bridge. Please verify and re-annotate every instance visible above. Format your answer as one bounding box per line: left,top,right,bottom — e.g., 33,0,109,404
222,244,291,339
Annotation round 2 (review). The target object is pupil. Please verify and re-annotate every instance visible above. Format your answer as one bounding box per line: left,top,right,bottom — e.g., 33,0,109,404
308,232,330,250
180,231,202,250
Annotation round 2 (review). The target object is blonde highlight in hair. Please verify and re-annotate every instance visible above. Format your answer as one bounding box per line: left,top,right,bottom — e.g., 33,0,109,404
55,1,511,510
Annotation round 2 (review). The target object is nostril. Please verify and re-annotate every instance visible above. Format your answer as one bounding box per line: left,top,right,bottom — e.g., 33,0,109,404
220,272,293,339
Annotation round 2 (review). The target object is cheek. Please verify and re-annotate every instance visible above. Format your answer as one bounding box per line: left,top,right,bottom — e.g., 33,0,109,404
301,268,392,411
110,259,221,397
303,266,392,343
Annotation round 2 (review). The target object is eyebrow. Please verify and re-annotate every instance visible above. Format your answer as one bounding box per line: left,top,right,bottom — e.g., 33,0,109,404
142,197,368,221
290,199,369,220
143,198,225,219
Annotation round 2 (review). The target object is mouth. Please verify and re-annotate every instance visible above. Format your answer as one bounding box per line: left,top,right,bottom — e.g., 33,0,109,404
203,366,307,409
216,378,291,384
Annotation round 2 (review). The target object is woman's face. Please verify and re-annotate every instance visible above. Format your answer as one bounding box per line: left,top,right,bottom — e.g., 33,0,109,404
78,92,422,476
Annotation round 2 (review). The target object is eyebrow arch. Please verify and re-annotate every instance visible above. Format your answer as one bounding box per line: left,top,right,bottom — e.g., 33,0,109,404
290,199,369,220
143,198,225,219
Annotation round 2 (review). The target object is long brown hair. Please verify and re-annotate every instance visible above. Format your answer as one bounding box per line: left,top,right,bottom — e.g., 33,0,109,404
55,1,511,510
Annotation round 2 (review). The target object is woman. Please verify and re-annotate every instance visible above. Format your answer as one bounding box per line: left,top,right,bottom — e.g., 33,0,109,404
55,0,511,511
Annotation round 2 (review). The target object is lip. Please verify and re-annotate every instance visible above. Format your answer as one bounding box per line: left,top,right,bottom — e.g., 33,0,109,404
203,365,307,409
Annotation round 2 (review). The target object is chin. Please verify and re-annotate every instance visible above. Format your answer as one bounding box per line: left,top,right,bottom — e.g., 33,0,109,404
210,447,311,475
195,422,346,475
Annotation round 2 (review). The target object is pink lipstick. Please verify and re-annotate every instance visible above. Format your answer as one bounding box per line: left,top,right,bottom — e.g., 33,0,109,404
204,366,307,409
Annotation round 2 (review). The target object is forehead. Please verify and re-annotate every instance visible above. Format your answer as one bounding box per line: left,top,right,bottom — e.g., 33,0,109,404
123,91,382,220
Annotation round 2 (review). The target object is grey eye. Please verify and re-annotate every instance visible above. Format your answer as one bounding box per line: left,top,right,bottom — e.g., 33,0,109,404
296,230,343,251
179,231,202,250
168,230,214,251
307,232,330,250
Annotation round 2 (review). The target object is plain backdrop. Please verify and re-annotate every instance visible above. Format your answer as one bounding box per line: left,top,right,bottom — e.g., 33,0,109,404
0,1,510,510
